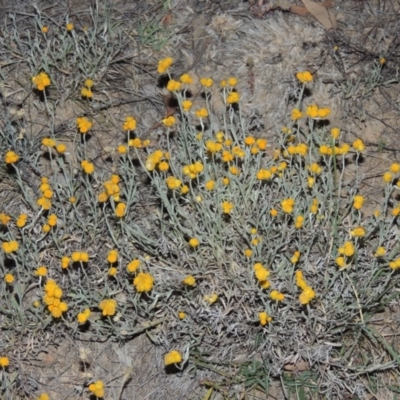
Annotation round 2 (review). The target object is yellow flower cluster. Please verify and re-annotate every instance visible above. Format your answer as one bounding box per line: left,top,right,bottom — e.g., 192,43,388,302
107,249,118,263
182,161,203,179
35,265,48,276
258,311,272,326
146,150,170,172
0,213,11,225
5,150,19,164
310,199,319,214
99,299,117,316
81,78,94,98
88,380,104,398
127,259,141,273
37,177,53,210
270,290,285,301
221,201,234,214
77,308,91,324
43,279,68,318
281,198,295,214
204,293,218,304
123,116,137,131
350,226,366,237
389,258,400,270
296,71,313,84
183,275,196,286
295,271,316,305
164,350,182,366
2,240,19,254
200,77,213,87
287,143,308,157
71,251,89,263
76,117,93,134
226,91,240,104
157,57,173,74
306,104,331,119
195,108,209,118
254,263,270,289
81,159,95,174
336,241,355,268
352,138,365,152
115,202,126,218
353,195,364,210
4,273,14,284
180,73,193,84
291,251,301,263
133,271,154,292
61,256,71,269
382,163,400,184
167,79,181,92
319,143,350,156
32,72,51,91
98,174,121,203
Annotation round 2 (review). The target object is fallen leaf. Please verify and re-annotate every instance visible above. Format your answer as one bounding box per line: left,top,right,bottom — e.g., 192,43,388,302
301,0,338,30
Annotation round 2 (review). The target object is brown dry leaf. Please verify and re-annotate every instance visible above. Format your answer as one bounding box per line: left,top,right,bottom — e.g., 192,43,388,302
283,360,310,372
301,0,338,30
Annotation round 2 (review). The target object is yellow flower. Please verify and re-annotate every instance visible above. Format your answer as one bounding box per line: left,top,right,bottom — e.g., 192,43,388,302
317,108,330,118
5,150,19,164
340,241,355,257
222,177,230,186
129,138,142,148
389,258,400,270
0,356,9,368
77,308,91,324
157,57,173,74
76,117,93,134
295,215,304,229
379,57,386,65
47,214,57,227
108,267,118,277
158,161,169,172
352,138,365,152
61,256,70,269
204,293,218,304
180,73,193,84
32,72,51,91
2,240,19,254
107,249,118,264
4,273,14,284
222,151,234,162
189,238,199,248
270,208,278,217
353,195,364,209
183,275,196,286
181,185,189,194
221,201,234,214
35,266,48,276
310,199,318,214
254,263,270,282
0,213,11,225
200,77,213,87
331,127,340,139
374,247,386,257
205,180,215,191
178,311,186,319
182,100,192,112
306,104,319,118
336,256,345,268
81,160,95,174
99,299,117,316
244,136,256,146
350,227,365,237
195,108,209,118
88,380,104,398
166,79,181,91
383,171,393,183
281,198,295,214
66,22,74,31
270,290,284,301
37,197,52,210
117,144,127,154
115,202,126,218
291,108,303,120
42,137,56,147
127,259,141,273
308,163,322,174
244,249,252,257
226,91,240,104
56,143,67,153
123,116,137,131
258,311,272,326
84,79,94,88
41,26,48,33
162,116,176,127
299,286,316,305
215,131,224,142
166,176,181,190
81,87,93,98
296,71,313,84
133,272,154,292
164,350,182,366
